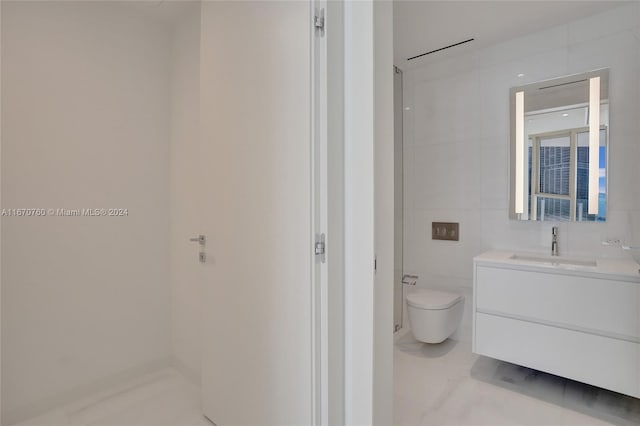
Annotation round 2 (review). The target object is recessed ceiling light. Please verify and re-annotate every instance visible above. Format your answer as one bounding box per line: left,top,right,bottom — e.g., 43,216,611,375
404,107,411,111
517,73,525,77
562,113,569,117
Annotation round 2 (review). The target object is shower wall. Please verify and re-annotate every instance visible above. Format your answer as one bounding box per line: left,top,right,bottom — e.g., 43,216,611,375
1,2,172,423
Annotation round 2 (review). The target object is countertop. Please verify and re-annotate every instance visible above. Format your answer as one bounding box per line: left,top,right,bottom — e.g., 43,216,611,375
474,250,640,282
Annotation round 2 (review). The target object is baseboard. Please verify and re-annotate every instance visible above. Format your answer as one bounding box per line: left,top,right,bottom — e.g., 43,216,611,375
3,357,173,426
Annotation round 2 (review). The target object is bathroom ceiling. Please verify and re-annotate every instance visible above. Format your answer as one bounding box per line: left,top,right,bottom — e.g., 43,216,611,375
394,0,631,70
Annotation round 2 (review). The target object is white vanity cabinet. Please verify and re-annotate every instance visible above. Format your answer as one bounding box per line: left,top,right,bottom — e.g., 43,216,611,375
473,251,640,398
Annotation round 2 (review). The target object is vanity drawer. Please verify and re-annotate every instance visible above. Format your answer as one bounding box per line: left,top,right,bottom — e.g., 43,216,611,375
475,266,640,340
475,313,640,398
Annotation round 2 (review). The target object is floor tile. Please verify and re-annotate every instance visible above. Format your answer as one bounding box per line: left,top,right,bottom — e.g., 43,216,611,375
14,369,210,426
394,331,640,426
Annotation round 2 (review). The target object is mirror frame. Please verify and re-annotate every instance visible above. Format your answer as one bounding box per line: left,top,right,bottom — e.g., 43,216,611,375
509,68,610,222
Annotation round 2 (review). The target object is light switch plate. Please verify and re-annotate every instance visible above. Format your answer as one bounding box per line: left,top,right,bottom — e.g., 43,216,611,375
432,222,459,241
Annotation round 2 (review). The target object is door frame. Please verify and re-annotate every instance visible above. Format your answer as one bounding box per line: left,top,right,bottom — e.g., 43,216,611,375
312,0,348,425
341,1,394,424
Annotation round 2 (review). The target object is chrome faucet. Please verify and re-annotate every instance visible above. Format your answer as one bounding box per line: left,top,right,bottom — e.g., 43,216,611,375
551,226,559,256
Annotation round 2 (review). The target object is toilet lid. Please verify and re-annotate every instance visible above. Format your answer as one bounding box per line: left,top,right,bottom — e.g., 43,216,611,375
406,289,463,310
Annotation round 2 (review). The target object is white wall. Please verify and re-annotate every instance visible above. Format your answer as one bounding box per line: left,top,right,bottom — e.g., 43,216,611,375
402,3,640,343
1,2,172,423
373,2,394,425
0,2,3,421
169,3,202,382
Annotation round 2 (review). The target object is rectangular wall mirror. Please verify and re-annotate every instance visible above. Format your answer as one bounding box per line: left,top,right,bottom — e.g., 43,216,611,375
509,68,609,222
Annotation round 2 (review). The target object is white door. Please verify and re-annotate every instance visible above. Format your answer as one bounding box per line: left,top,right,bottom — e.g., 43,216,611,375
199,2,315,425
374,1,395,424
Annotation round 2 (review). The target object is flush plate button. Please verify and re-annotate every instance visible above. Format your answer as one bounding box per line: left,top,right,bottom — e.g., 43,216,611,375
432,222,459,241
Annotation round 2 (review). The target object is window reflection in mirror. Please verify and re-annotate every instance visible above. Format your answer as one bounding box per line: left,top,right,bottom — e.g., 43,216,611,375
510,69,609,222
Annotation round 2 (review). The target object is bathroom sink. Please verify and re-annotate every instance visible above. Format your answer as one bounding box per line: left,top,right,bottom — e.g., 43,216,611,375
509,253,597,268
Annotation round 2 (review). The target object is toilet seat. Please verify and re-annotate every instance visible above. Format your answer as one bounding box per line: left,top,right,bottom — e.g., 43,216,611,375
406,289,463,310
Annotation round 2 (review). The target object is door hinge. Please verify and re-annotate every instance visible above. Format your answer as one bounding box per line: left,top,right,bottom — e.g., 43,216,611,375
314,8,325,36
315,233,326,263
374,255,377,274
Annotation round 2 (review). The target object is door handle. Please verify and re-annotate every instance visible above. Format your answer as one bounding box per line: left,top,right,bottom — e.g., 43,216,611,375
189,235,206,246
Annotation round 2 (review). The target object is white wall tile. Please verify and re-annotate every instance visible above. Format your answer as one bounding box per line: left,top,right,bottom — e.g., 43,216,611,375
565,210,632,258
608,106,640,212
401,84,416,147
412,142,481,211
408,50,480,84
480,144,509,210
404,209,482,282
567,3,639,45
633,24,640,42
412,71,480,146
629,211,640,245
401,4,640,343
567,31,639,76
479,48,568,141
403,4,639,284
479,24,568,69
402,144,416,211
479,209,568,255
402,207,420,272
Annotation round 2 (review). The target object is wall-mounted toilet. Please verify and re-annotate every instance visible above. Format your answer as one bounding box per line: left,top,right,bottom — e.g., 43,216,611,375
407,289,464,344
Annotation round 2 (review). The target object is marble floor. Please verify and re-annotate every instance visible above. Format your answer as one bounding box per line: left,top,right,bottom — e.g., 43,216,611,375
394,331,640,426
14,369,211,426
14,338,640,426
